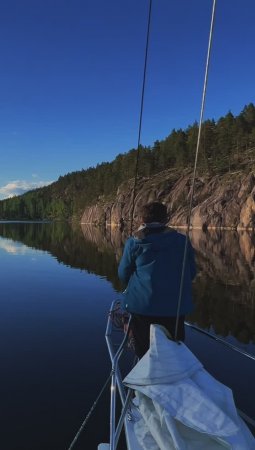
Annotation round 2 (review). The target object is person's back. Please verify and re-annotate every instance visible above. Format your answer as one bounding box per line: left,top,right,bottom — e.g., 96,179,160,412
118,202,196,358
119,227,196,317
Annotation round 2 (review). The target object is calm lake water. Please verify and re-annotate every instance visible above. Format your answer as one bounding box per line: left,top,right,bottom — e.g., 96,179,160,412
0,221,255,450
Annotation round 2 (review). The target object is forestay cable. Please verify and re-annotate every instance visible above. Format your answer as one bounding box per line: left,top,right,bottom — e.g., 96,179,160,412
175,0,217,340
130,0,153,235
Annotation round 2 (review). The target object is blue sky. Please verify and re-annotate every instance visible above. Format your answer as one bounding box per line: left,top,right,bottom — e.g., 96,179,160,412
0,0,255,199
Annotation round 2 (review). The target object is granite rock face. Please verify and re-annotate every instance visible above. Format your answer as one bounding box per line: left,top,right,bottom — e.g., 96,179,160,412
81,169,255,230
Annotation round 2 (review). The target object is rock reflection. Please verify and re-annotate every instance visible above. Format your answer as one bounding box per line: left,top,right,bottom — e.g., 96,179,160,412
188,229,255,344
190,229,255,287
0,221,254,344
80,225,255,345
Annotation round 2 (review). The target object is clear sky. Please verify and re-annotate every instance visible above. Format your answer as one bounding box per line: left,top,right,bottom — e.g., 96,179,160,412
0,0,255,199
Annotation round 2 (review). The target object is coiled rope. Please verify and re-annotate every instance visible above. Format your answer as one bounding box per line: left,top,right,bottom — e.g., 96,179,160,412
174,0,217,340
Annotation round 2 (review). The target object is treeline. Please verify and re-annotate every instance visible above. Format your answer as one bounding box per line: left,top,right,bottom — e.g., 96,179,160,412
1,103,255,220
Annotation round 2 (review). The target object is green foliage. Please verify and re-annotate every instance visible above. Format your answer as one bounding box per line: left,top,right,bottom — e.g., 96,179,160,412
1,103,255,220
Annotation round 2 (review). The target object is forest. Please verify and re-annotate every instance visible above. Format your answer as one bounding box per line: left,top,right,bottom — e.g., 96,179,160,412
1,103,255,220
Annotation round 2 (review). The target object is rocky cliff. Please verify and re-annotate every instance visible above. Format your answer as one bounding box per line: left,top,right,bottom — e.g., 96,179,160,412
81,168,255,230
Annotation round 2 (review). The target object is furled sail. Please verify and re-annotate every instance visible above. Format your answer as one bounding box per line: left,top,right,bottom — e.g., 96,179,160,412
124,325,255,450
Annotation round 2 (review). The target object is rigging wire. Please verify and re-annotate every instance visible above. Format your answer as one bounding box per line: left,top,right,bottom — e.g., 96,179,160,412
130,0,153,235
174,0,217,340
67,372,112,450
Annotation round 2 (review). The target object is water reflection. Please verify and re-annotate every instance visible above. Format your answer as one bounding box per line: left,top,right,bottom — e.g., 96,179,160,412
0,221,254,345
189,229,255,345
0,237,31,255
0,221,123,290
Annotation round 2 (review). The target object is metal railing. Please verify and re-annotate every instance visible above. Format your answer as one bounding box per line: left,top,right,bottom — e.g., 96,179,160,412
185,322,255,362
104,302,133,450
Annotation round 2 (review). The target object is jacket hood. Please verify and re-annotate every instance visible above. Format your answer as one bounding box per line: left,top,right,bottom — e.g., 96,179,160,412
134,228,180,251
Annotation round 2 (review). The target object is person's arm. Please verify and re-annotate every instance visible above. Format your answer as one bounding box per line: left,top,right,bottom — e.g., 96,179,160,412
118,238,136,285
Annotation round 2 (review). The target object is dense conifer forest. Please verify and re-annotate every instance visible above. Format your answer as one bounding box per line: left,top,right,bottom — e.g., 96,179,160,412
1,103,255,220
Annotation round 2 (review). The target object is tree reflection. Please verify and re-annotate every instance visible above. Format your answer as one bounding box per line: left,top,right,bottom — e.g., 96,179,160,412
0,222,254,344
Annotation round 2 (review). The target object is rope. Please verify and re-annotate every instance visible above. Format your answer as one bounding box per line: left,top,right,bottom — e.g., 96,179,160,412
174,0,217,340
130,0,153,235
67,372,112,450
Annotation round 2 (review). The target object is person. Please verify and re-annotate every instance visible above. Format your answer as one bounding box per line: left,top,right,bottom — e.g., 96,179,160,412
118,201,196,358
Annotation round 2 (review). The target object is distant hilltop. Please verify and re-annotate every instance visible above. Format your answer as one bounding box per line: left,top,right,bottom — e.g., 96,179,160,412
0,103,255,229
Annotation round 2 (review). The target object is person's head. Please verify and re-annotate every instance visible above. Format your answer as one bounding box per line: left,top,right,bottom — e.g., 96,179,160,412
139,201,168,224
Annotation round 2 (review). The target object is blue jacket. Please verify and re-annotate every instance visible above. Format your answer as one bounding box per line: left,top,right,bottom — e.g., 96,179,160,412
118,228,196,316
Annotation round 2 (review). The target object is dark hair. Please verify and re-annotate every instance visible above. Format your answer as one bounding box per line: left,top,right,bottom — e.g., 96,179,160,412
139,202,168,223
